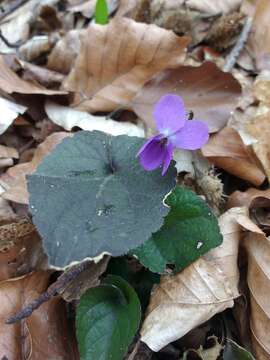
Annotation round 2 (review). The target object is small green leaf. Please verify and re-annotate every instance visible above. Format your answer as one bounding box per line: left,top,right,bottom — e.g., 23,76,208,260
76,275,141,360
133,186,223,273
223,339,255,359
95,0,108,25
28,130,175,267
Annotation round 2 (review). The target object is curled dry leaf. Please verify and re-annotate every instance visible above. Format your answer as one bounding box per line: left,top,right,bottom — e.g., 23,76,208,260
228,188,270,232
0,271,79,359
247,112,270,181
0,55,66,95
45,101,145,137
47,30,83,75
140,207,262,352
132,62,241,133
186,0,242,15
64,18,190,112
0,97,27,135
246,0,270,71
19,35,58,63
244,233,270,359
202,127,266,186
0,216,47,281
0,132,70,204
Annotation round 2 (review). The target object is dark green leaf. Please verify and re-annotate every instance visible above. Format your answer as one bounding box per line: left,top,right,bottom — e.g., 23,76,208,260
76,275,141,360
95,0,108,25
28,131,175,267
133,186,222,273
223,339,255,359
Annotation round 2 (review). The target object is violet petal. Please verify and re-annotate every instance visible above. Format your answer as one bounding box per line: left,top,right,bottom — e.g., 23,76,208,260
161,141,173,176
153,94,186,136
138,136,167,171
169,120,209,150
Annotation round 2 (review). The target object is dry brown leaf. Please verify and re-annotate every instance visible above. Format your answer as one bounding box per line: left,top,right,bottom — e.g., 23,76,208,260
247,112,270,181
0,216,47,281
247,0,270,71
132,62,241,133
202,127,266,186
63,18,190,112
140,207,262,351
244,233,270,359
47,30,83,75
186,0,242,15
0,55,66,95
19,34,58,63
0,271,79,359
253,70,270,105
0,132,70,204
45,100,145,136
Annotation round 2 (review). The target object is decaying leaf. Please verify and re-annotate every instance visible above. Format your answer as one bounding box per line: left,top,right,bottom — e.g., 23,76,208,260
202,127,266,186
244,233,270,359
45,101,145,137
0,97,27,135
64,18,190,112
0,271,79,359
186,0,242,15
0,216,47,281
0,132,70,204
132,62,241,133
0,55,66,95
247,112,270,181
140,207,262,351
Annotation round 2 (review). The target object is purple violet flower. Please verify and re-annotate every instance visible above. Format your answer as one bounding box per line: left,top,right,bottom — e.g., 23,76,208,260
137,94,209,175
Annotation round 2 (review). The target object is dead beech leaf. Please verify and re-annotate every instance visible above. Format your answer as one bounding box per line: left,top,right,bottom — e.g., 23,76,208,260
186,0,242,15
0,97,27,135
247,112,270,181
47,30,83,75
253,70,270,105
244,233,270,359
0,55,66,95
132,62,241,133
202,127,266,186
140,208,262,352
0,216,47,281
0,271,78,360
0,132,70,204
247,0,270,71
64,18,190,112
45,101,145,137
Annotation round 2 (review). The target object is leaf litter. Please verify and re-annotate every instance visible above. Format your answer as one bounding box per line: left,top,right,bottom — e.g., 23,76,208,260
0,0,270,359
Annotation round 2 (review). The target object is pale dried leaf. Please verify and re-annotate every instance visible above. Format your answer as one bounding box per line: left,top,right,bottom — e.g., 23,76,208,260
64,18,190,112
140,208,262,351
0,55,66,95
253,70,270,105
186,0,242,15
0,97,27,135
0,271,78,359
19,35,58,62
245,233,270,359
45,101,145,137
0,145,18,159
132,62,241,133
47,30,83,74
247,0,270,71
0,132,70,204
202,127,266,186
247,112,270,181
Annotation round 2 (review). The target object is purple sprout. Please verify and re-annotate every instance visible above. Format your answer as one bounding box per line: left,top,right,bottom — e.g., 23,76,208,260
137,94,209,175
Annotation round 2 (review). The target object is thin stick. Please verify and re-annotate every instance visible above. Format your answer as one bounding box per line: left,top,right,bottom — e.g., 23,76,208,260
6,260,92,324
223,16,253,72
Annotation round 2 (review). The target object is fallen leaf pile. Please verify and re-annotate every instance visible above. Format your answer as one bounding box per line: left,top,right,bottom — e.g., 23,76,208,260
0,0,270,359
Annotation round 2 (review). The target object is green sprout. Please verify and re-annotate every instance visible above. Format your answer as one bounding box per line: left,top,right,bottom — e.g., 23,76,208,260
95,0,109,25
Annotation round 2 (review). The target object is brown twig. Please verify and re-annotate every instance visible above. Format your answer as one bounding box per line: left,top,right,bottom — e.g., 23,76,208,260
223,16,253,72
6,260,92,324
